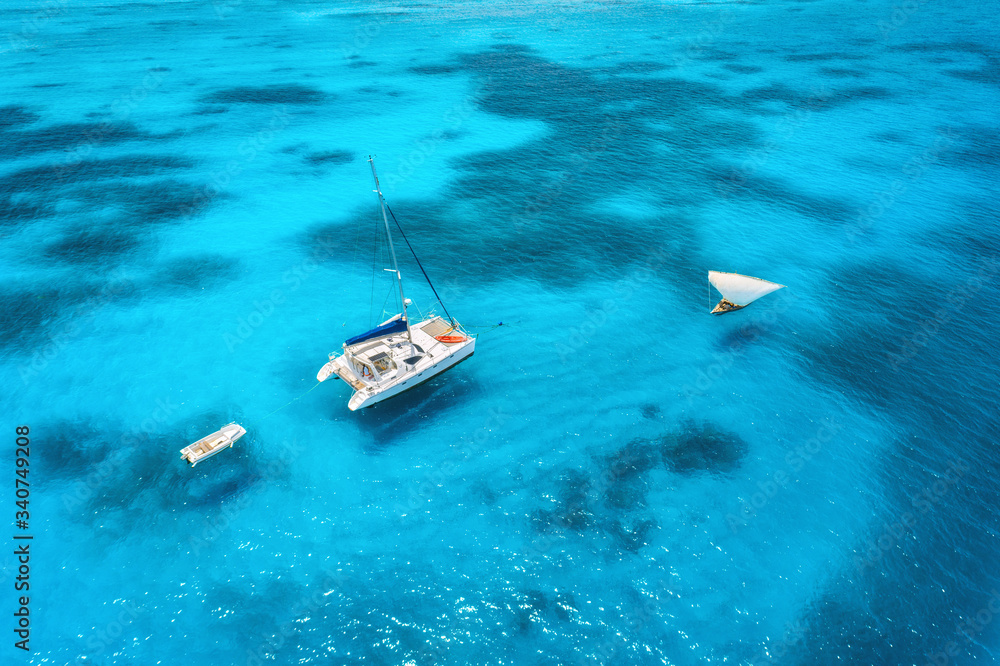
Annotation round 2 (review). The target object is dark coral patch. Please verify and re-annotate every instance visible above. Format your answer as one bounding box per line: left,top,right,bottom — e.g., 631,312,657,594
300,45,750,288
615,61,668,74
183,469,262,509
150,254,242,291
0,286,69,350
42,226,142,265
920,198,1000,264
0,105,40,130
75,179,221,226
599,439,659,509
889,41,993,56
819,67,867,78
0,121,155,159
692,49,740,62
31,421,109,483
0,196,53,225
305,150,353,165
127,180,210,223
940,125,1000,170
294,45,756,292
794,259,999,423
510,589,579,630
740,83,805,105
741,83,889,111
533,469,593,533
710,167,858,223
873,130,908,144
661,420,748,475
558,469,595,530
408,64,461,75
0,155,193,192
199,84,327,105
944,65,1000,84
607,518,657,553
190,106,228,115
0,275,135,355
640,403,662,419
796,264,929,408
785,52,865,62
487,43,532,53
723,64,763,74
818,86,892,108
71,434,266,526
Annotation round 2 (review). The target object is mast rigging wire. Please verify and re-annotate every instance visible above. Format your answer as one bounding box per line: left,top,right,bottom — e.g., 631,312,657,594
383,202,455,325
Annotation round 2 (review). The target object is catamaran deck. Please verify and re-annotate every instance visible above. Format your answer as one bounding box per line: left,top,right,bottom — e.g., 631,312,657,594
327,361,366,390
319,315,475,409
418,317,456,338
344,316,464,357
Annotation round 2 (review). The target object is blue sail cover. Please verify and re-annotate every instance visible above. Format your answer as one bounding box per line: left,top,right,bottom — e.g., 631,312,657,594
344,317,408,347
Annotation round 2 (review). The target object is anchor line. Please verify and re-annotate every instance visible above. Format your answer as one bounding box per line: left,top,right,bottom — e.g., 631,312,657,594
245,381,323,430
462,321,513,334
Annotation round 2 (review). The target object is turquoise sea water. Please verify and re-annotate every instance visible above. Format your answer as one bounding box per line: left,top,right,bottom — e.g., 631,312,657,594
1,0,999,663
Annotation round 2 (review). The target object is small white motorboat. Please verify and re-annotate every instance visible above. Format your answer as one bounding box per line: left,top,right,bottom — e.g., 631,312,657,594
180,422,246,467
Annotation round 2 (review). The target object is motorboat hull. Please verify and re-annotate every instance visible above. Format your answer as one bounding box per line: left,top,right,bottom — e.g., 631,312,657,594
181,423,246,466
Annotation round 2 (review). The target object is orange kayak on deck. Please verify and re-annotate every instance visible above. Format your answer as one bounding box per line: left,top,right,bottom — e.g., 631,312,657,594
435,335,466,343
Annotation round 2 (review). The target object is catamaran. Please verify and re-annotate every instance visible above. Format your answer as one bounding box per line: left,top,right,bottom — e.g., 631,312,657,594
708,271,785,314
316,157,476,410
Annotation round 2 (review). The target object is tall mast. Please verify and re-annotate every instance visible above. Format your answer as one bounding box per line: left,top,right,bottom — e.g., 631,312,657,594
369,156,412,342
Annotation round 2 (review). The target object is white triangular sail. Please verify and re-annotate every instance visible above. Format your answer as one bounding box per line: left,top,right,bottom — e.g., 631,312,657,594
708,271,785,306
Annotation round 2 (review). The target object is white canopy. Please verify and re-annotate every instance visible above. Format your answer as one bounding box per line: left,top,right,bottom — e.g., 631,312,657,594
708,271,785,306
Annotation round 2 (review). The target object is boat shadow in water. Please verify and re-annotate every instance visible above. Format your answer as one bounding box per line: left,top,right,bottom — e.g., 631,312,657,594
714,318,773,353
350,374,485,454
171,410,279,509
48,410,273,534
177,450,264,510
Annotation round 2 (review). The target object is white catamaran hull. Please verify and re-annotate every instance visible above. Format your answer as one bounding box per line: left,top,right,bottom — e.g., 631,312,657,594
317,315,477,410
348,338,475,410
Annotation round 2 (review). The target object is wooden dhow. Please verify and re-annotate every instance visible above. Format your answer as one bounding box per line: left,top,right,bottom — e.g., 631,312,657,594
708,271,785,314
